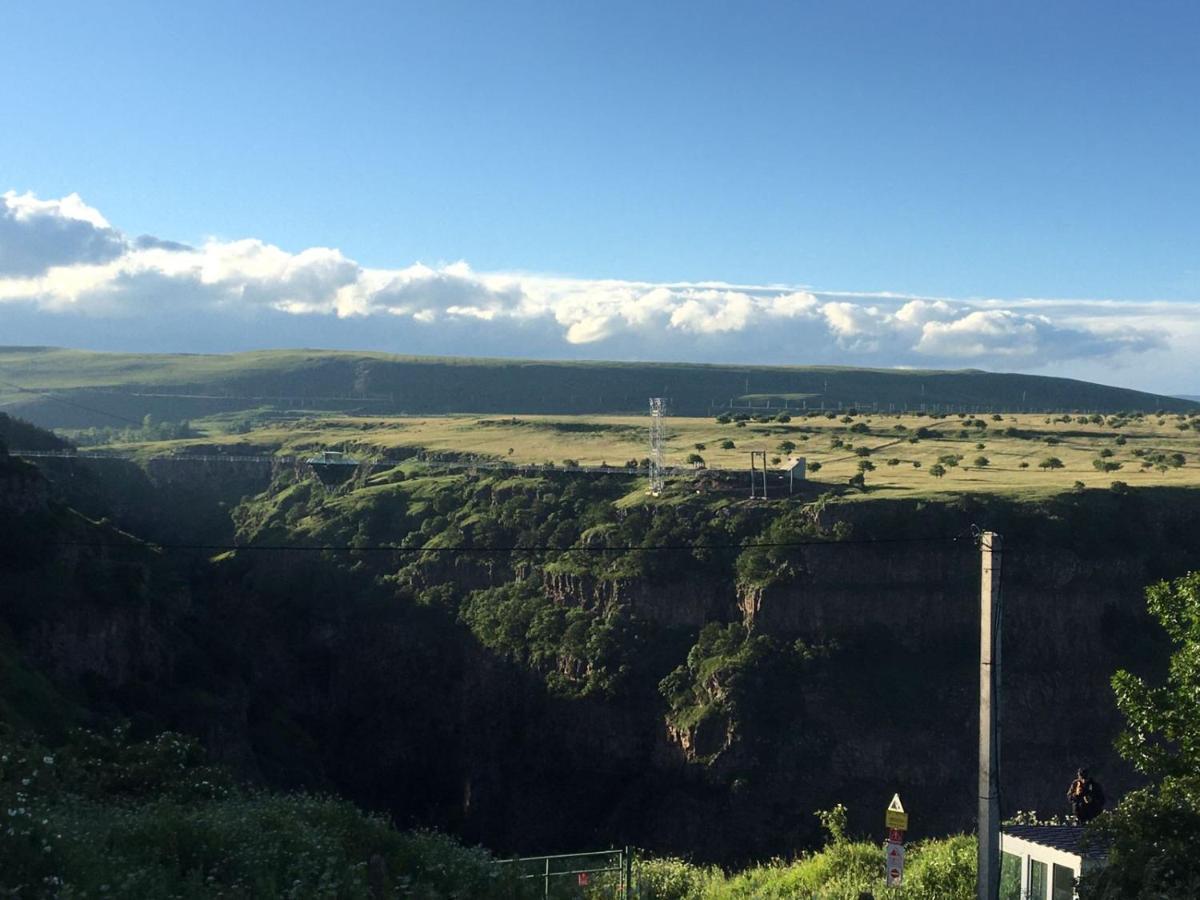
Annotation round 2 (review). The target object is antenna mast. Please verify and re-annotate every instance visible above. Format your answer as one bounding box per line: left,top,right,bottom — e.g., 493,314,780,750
649,397,666,495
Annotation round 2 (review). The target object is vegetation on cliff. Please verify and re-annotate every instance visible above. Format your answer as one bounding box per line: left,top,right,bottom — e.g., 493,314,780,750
658,623,823,761
461,581,639,697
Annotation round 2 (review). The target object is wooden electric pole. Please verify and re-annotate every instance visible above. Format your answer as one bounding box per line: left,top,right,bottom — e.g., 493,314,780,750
978,531,1002,900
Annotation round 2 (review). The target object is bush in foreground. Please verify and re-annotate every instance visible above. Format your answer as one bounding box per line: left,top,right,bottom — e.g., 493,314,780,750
0,727,522,899
635,833,975,899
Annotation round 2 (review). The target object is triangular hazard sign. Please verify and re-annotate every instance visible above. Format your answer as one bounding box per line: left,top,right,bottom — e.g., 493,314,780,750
888,793,905,813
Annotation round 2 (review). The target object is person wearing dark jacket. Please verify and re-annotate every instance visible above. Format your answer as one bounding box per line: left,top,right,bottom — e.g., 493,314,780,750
1067,768,1106,823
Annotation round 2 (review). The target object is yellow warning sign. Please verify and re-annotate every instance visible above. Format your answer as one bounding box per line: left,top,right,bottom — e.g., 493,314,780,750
885,794,909,831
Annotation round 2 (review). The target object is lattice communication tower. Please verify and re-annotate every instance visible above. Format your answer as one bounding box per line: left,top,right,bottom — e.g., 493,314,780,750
648,397,666,495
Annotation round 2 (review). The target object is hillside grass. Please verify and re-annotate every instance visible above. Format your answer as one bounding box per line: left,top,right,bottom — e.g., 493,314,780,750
0,347,607,392
2,347,1194,421
0,347,1044,391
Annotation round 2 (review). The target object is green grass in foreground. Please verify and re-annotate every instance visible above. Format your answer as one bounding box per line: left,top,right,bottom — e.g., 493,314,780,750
0,727,519,899
634,803,975,899
637,833,976,899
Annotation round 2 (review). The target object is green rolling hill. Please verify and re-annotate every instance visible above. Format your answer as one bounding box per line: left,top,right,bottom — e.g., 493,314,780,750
0,346,1194,428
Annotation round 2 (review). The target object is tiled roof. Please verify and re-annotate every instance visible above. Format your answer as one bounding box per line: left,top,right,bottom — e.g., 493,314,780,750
1002,825,1108,858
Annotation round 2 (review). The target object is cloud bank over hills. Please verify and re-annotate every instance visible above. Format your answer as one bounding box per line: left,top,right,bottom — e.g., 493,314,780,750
1,191,1194,390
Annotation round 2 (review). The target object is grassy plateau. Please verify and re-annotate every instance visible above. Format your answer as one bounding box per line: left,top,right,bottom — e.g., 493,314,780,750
60,406,1200,502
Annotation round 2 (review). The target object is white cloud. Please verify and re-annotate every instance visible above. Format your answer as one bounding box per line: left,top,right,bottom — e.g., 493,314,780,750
0,191,127,276
0,191,1186,386
820,301,892,351
5,191,112,230
916,310,1046,358
668,291,756,334
565,315,615,344
894,299,955,327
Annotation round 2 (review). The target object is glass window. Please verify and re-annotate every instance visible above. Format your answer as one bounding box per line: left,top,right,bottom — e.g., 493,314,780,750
1052,863,1076,900
1029,859,1048,900
1000,852,1023,900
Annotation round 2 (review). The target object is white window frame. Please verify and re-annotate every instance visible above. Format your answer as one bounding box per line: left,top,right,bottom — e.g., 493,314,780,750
1000,832,1089,900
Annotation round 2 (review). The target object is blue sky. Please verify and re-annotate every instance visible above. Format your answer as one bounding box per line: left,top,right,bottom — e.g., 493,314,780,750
1,2,1198,391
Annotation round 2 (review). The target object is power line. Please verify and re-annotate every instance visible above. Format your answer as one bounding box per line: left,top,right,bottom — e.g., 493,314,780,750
43,534,971,555
4,447,795,479
0,379,144,426
7,447,680,477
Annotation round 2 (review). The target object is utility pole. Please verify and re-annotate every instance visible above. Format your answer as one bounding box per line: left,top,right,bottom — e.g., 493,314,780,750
978,531,1002,900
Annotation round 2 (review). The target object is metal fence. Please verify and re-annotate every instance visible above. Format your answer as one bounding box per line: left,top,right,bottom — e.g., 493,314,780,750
497,847,633,899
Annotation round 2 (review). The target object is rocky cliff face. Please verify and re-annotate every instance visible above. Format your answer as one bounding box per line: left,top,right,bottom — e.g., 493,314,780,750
0,456,50,514
0,461,179,733
542,569,735,627
723,538,1138,843
522,491,1195,857
738,542,978,644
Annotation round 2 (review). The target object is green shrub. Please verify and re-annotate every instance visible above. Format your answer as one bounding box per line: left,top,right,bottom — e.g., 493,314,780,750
635,857,724,900
631,832,976,899
0,728,522,899
902,834,976,899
